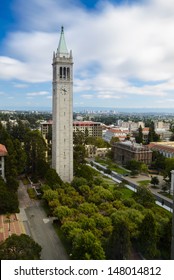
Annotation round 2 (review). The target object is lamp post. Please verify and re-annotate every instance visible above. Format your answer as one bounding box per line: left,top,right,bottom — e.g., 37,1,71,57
170,170,174,259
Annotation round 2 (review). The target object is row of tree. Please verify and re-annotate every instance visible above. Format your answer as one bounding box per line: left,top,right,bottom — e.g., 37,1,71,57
42,164,172,260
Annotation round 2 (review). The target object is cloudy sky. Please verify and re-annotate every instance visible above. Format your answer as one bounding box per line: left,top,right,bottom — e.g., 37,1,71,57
1,0,174,111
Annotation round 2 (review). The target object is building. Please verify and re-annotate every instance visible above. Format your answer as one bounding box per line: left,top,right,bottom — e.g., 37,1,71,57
73,121,102,137
0,144,7,180
103,128,129,143
41,120,103,139
40,120,53,140
85,145,111,158
112,141,152,165
52,27,73,182
149,142,174,158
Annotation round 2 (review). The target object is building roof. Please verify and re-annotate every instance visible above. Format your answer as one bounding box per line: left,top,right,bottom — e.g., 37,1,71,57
0,144,7,156
142,127,149,132
109,128,129,134
57,26,69,57
149,142,174,153
73,121,101,126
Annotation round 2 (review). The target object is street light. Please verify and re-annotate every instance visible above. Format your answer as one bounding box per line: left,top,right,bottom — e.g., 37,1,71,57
170,170,174,259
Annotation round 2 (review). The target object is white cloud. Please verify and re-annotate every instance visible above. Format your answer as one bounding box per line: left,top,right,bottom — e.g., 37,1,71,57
26,91,49,97
81,94,93,99
1,0,174,107
13,83,29,88
26,91,49,96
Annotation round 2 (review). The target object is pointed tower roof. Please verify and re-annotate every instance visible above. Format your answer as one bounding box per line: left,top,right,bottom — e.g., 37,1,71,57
57,26,69,57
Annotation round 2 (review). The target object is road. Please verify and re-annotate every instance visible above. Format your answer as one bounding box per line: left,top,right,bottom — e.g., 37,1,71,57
18,181,69,260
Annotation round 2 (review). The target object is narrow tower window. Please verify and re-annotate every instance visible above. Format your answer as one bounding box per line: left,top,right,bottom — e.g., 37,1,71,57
63,67,66,79
67,67,70,80
60,67,62,79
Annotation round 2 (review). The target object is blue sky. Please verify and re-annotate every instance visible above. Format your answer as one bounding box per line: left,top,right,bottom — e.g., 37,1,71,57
1,0,174,110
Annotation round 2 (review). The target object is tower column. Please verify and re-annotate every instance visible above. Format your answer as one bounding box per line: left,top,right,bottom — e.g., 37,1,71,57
52,27,73,182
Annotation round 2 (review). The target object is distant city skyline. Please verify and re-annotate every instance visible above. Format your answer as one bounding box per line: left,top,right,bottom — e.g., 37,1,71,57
1,0,174,110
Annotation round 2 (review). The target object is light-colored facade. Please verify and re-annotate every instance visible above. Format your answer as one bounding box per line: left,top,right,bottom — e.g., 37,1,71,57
103,128,129,143
149,142,174,158
0,144,7,180
86,145,111,158
73,121,102,137
41,120,103,139
52,27,73,182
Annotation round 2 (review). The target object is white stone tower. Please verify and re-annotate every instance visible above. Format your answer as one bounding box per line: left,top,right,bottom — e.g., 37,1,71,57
52,26,73,182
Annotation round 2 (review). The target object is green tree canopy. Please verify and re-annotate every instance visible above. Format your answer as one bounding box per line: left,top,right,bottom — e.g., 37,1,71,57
0,234,42,260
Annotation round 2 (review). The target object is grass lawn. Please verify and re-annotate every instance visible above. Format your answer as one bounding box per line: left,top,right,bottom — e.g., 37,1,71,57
27,187,36,199
137,180,150,187
113,186,134,199
95,157,130,175
22,177,30,185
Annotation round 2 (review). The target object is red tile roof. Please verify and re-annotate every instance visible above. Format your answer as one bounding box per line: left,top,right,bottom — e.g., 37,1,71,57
0,144,8,156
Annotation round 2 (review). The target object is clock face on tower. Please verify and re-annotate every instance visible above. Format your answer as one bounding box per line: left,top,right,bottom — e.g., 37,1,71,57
61,86,68,95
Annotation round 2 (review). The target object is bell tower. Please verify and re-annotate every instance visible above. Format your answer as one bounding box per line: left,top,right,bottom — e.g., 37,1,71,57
52,26,73,182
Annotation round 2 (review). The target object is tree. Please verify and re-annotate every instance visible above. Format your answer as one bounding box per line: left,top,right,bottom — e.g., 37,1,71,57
53,206,73,223
110,137,120,145
72,230,105,259
164,158,174,180
148,122,160,143
73,145,87,168
126,160,142,175
138,211,159,259
0,234,42,259
151,176,159,187
151,151,166,171
0,178,19,214
24,130,47,176
133,186,155,208
73,130,85,145
107,217,131,259
45,168,63,188
75,164,95,181
135,125,143,144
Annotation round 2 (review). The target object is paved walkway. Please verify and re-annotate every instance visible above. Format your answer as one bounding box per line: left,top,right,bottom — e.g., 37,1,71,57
0,213,25,242
17,181,69,260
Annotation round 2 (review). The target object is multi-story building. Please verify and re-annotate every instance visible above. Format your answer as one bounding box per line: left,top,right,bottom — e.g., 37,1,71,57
148,142,174,158
103,128,129,143
112,141,152,165
41,120,103,139
0,144,7,180
52,27,73,182
73,121,102,137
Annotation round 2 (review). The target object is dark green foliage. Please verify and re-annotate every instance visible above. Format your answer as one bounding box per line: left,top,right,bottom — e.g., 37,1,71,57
0,178,19,214
45,168,63,188
135,125,143,144
151,176,159,187
0,234,42,260
71,177,87,189
24,130,47,176
147,121,160,143
75,164,95,181
6,176,19,192
138,211,159,259
107,217,131,259
126,160,142,175
71,230,105,260
133,186,155,208
151,151,166,171
42,162,171,260
157,217,172,259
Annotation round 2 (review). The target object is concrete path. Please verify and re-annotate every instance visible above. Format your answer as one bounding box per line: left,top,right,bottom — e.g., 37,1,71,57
17,181,69,260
